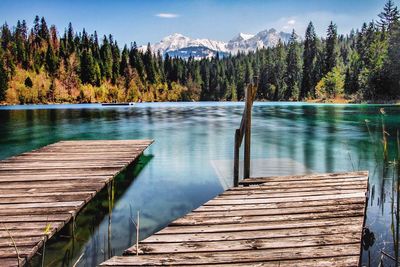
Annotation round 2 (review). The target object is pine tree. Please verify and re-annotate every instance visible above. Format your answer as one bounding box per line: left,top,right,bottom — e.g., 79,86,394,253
377,0,400,31
0,55,7,101
39,17,50,41
325,21,338,74
143,43,157,83
129,42,146,81
300,22,317,99
100,36,112,80
80,49,96,85
120,45,129,76
33,16,40,46
386,20,400,96
45,44,58,75
285,30,301,100
272,41,286,101
111,40,120,84
67,22,75,55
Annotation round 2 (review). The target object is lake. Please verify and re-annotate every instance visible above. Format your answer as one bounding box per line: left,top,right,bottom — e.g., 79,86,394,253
0,102,399,266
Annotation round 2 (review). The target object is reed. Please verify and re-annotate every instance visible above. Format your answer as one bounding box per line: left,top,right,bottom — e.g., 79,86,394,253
1,223,21,267
380,108,389,162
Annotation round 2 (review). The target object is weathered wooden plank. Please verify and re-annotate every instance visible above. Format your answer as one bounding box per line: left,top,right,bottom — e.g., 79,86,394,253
228,183,367,192
0,214,71,223
224,184,367,194
0,236,43,248
204,193,366,206
0,201,85,210
0,170,117,176
238,171,368,183
240,179,367,188
216,189,365,199
127,232,360,255
0,191,94,198
101,243,361,265
0,228,56,238
102,256,359,267
171,210,364,226
0,182,104,190
185,203,366,219
142,224,361,243
0,175,109,182
194,198,366,212
0,193,93,204
0,206,78,216
0,221,64,231
157,217,364,235
240,177,368,186
0,186,99,194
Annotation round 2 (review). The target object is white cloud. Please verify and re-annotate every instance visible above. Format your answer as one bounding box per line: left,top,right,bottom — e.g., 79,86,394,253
155,13,179,19
279,17,297,31
287,19,296,26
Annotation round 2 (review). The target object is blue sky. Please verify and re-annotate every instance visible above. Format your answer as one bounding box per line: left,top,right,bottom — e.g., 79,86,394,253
0,0,395,46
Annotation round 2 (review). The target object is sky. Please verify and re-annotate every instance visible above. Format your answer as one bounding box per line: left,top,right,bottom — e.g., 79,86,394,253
0,0,395,46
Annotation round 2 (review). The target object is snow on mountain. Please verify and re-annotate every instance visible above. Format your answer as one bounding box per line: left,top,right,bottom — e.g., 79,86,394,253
227,28,291,54
140,33,227,56
142,28,292,59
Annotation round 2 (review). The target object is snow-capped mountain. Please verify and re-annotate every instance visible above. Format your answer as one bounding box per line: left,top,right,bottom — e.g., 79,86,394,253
141,28,292,59
227,29,291,54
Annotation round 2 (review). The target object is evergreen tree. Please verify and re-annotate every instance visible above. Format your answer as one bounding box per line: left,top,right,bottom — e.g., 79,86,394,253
285,30,301,100
386,20,400,95
129,42,146,81
325,21,338,74
0,55,7,101
100,36,113,80
111,40,120,84
377,0,400,31
143,43,157,83
80,49,96,85
300,22,317,99
67,22,75,54
45,44,58,75
39,17,50,41
272,41,286,101
120,45,129,76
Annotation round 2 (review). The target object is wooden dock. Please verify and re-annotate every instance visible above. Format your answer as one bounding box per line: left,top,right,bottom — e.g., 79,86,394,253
0,140,153,266
101,171,368,266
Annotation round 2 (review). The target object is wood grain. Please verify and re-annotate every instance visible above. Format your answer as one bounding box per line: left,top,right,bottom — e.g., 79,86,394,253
0,140,153,266
100,171,368,266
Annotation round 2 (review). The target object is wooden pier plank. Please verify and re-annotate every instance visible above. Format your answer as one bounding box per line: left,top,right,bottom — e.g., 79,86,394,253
0,140,152,266
100,171,368,266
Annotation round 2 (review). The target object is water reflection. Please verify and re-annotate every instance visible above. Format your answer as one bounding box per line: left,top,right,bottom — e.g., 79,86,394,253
0,102,399,266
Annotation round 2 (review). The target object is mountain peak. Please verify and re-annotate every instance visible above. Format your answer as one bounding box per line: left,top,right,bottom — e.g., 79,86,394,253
239,33,254,41
165,33,187,39
143,28,291,59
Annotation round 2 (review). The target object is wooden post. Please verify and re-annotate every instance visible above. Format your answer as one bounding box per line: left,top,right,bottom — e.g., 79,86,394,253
244,86,252,179
233,129,240,187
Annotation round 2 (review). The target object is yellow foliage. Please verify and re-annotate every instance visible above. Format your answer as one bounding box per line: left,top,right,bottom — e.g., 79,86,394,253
315,66,344,99
79,84,95,103
5,65,194,104
7,67,50,104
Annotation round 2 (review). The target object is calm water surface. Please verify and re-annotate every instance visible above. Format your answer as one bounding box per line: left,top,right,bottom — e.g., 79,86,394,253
0,102,399,266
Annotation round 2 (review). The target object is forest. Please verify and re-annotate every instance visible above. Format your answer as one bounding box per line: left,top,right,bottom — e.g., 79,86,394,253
0,0,399,104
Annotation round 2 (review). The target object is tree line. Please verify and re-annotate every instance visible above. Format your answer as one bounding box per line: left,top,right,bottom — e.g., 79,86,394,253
0,0,399,104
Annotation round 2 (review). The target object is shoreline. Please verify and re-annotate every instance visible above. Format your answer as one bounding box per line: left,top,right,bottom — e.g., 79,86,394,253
1,99,400,107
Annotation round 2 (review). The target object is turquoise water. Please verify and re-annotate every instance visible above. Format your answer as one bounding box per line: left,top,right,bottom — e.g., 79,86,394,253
0,102,399,266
